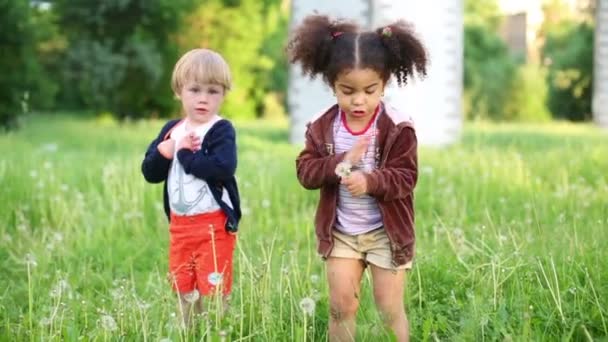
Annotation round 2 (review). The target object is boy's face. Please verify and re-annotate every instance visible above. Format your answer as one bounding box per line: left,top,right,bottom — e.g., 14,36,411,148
333,68,385,123
179,80,225,125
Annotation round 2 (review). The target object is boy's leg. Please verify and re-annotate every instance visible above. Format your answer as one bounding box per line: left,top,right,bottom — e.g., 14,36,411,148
194,215,236,318
369,265,409,342
326,257,365,342
177,292,199,328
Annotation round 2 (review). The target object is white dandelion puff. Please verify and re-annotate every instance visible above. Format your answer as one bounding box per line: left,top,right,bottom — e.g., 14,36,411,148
183,289,200,303
299,297,316,316
50,279,70,298
335,161,352,178
41,143,58,152
39,317,52,326
310,274,320,284
421,166,434,174
99,315,117,332
24,253,37,267
53,232,64,243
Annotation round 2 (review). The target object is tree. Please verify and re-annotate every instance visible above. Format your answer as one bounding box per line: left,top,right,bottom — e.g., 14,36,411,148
52,0,197,118
540,0,594,122
177,0,289,119
0,0,38,129
463,0,518,120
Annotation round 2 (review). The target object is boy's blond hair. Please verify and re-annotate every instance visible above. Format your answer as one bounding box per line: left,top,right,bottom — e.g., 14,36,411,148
171,48,232,96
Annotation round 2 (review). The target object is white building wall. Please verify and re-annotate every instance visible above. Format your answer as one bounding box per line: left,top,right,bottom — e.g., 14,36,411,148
288,0,464,146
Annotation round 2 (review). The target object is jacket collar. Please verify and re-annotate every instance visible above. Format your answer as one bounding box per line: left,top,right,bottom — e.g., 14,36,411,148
307,102,415,149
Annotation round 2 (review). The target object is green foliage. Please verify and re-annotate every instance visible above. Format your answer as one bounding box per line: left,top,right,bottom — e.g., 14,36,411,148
0,1,42,129
52,0,197,118
464,23,518,121
29,5,62,111
504,64,552,122
464,0,502,30
463,0,523,121
1,115,607,340
177,0,289,119
542,21,594,121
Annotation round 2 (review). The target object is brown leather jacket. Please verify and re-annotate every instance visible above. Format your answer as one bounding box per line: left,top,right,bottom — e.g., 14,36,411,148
296,103,418,267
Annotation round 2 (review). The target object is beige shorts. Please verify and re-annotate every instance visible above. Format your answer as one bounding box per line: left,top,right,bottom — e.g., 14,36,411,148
329,228,413,270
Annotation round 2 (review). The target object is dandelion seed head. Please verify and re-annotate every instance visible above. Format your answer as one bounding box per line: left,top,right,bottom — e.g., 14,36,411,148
299,297,315,316
25,253,37,267
183,289,200,303
99,314,117,332
39,317,52,326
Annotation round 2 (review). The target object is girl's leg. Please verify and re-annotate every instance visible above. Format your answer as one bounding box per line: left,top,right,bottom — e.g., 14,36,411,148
326,257,366,342
369,265,409,342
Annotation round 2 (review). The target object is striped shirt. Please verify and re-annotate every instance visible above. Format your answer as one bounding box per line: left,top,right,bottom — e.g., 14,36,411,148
333,107,383,235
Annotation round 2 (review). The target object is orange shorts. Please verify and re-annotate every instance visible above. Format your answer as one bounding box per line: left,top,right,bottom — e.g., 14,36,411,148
169,210,236,295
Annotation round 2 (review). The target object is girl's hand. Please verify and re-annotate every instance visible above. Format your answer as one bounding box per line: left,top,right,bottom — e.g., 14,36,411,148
341,170,368,197
157,139,176,159
345,135,370,164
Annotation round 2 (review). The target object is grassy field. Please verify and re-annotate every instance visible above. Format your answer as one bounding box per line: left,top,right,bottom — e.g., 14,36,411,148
0,114,607,341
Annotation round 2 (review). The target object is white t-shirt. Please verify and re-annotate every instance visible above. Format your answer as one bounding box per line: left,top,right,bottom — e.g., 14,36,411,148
167,116,225,216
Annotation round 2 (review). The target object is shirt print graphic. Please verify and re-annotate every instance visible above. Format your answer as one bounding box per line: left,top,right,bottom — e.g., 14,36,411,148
169,159,212,214
167,121,221,215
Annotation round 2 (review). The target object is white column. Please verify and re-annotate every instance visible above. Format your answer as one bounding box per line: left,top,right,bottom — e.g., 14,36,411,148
288,0,464,146
371,0,463,146
594,0,608,128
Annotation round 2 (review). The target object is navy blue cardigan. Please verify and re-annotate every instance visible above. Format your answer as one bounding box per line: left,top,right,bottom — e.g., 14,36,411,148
141,119,242,232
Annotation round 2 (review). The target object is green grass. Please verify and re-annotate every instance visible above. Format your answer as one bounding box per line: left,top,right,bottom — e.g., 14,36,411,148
0,113,607,341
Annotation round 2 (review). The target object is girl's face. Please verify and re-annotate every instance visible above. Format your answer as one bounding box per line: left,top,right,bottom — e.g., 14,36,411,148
333,68,385,122
179,80,225,125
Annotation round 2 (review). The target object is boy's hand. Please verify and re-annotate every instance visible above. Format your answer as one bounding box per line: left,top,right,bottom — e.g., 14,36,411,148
344,135,370,164
341,170,368,197
177,132,202,152
157,139,176,159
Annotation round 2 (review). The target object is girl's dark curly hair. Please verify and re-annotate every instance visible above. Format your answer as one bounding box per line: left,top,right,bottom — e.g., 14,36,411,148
287,15,428,87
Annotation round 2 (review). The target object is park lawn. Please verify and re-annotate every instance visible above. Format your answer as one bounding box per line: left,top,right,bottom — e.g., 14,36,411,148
0,113,606,341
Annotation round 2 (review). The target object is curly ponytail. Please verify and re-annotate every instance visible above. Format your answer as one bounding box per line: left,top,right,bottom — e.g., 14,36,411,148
287,15,358,84
375,21,428,86
287,15,427,87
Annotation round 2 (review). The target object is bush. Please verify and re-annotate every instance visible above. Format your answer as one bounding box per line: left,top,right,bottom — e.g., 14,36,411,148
464,24,518,120
52,0,197,119
0,1,38,129
177,0,288,120
504,64,552,122
542,21,594,121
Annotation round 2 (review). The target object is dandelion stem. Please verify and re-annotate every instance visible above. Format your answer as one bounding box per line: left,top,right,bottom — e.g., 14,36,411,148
27,263,33,342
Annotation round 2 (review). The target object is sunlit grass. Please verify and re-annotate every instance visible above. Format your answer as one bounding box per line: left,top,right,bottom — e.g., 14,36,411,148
0,113,607,341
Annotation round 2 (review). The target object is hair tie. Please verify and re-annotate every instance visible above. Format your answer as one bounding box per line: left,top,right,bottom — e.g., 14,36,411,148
331,31,344,39
381,26,392,37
